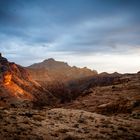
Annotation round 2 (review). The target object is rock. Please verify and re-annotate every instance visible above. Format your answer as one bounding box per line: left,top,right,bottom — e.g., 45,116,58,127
33,115,44,121
3,72,12,85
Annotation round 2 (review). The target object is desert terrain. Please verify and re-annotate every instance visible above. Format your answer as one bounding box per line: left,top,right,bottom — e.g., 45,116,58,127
0,54,140,140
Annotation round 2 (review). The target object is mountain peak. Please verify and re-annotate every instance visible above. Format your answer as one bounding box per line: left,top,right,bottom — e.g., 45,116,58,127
43,58,55,62
29,58,70,70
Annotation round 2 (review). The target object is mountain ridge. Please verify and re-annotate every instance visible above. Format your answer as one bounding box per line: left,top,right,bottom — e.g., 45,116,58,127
0,53,57,108
27,58,98,82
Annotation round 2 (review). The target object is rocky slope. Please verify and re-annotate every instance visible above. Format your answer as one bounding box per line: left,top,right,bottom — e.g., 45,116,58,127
0,107,139,140
64,72,140,117
0,53,57,108
27,58,99,103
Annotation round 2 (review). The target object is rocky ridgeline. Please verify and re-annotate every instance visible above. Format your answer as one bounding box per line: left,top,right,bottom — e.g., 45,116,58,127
0,53,12,85
0,53,57,108
0,53,31,86
28,58,98,82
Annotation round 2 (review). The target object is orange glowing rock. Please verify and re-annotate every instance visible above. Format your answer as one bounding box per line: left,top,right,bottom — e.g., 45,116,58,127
3,72,12,85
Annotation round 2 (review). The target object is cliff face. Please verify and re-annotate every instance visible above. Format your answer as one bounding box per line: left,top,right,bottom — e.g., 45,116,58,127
2,72,12,85
0,70,12,86
0,54,57,108
0,53,12,85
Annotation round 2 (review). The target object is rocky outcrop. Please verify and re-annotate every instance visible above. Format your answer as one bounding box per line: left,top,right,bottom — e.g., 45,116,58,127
2,72,12,85
0,53,12,85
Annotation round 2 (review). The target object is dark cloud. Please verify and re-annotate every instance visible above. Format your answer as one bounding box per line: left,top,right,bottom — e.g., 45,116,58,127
0,0,140,72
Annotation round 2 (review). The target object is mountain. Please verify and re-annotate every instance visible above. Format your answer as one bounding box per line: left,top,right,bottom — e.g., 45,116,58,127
29,58,70,70
0,53,57,108
27,58,98,103
0,53,140,139
28,58,97,82
27,58,139,106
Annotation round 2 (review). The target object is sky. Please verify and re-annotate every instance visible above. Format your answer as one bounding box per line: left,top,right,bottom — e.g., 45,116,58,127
0,0,140,73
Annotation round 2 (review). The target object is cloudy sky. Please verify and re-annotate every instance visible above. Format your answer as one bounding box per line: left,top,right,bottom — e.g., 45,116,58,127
0,0,140,73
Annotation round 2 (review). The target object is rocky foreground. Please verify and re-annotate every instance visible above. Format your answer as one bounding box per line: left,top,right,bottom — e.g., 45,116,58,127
0,107,140,140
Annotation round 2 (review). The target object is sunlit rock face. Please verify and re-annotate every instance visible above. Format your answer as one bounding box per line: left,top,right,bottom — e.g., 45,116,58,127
0,53,12,85
0,53,57,108
3,72,12,85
